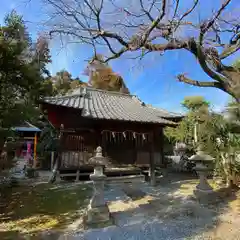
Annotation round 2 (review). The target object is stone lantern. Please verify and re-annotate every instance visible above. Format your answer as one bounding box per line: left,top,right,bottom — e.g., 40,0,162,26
86,146,110,225
173,142,187,156
189,147,215,199
167,142,188,172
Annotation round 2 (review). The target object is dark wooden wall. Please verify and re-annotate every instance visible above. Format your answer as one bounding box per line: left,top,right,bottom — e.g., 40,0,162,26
42,104,165,167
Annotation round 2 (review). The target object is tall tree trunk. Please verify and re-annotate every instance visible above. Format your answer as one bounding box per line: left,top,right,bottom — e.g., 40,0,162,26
194,122,198,147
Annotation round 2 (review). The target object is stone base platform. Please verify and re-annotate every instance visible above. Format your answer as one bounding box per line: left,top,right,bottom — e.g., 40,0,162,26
194,187,232,204
84,204,113,229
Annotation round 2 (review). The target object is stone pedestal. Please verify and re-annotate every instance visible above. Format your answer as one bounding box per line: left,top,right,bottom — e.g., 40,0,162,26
194,163,213,191
193,163,214,203
86,168,110,224
189,149,215,203
89,169,106,208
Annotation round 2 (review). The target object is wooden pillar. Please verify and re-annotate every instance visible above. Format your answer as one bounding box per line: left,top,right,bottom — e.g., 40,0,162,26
160,128,164,165
59,124,65,167
101,131,107,157
149,132,156,186
51,152,55,170
75,170,80,181
33,133,37,168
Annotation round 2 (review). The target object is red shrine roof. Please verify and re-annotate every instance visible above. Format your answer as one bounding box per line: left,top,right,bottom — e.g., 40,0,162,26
41,87,183,125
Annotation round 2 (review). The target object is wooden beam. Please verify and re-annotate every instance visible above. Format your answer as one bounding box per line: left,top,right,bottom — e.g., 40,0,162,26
23,137,35,140
60,128,96,133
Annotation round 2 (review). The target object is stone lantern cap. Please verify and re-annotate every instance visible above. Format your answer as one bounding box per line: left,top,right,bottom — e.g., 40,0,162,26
88,146,110,167
189,150,215,163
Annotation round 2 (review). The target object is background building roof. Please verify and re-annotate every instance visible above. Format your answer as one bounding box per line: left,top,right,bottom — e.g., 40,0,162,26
12,121,41,132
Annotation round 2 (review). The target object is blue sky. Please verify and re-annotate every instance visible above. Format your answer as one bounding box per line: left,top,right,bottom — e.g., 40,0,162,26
1,0,239,113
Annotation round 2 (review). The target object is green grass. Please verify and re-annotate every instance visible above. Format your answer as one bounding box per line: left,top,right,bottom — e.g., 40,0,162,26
0,183,91,239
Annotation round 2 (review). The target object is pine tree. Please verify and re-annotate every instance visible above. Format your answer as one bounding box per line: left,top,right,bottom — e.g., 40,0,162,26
0,11,50,151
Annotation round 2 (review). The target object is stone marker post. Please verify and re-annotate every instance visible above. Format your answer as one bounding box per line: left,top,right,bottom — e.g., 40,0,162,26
86,146,110,225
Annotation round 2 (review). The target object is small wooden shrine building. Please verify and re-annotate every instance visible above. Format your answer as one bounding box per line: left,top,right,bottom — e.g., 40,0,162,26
40,87,182,182
11,121,41,166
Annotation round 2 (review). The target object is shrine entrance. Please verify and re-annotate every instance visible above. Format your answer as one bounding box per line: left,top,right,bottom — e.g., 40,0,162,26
101,130,152,166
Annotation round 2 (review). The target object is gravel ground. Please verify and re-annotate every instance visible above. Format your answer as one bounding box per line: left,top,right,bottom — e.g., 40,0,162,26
59,178,240,240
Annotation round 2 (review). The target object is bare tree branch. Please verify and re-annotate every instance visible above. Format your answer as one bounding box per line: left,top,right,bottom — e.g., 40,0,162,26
199,0,232,43
172,0,180,20
220,39,240,59
47,0,87,29
144,40,188,51
49,29,93,45
141,0,166,44
140,0,155,22
177,74,226,90
93,30,129,47
105,47,129,62
92,0,117,55
177,0,199,27
187,39,226,83
44,0,240,100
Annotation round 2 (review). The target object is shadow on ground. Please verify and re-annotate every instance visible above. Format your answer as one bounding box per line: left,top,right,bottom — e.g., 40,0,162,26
0,182,91,239
2,173,239,239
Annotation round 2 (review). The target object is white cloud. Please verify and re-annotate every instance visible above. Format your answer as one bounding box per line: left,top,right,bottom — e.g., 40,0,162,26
211,93,230,113
211,104,226,113
152,102,185,114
